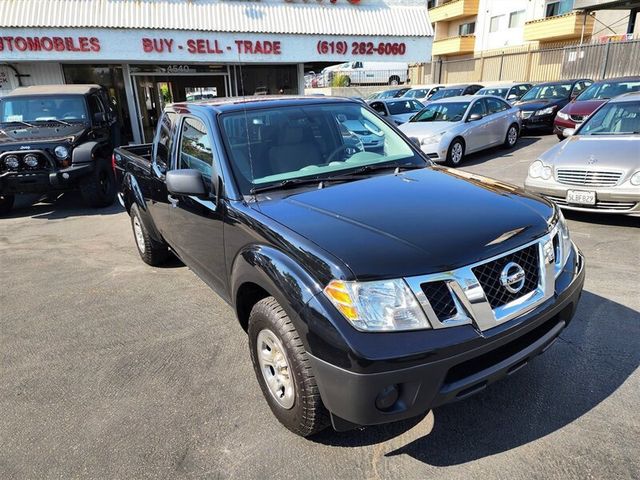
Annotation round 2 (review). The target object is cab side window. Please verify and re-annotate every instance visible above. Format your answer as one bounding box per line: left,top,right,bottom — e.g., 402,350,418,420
178,117,214,184
88,94,105,117
154,112,177,170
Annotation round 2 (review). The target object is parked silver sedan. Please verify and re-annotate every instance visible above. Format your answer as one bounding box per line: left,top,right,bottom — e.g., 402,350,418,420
399,96,521,166
525,92,640,215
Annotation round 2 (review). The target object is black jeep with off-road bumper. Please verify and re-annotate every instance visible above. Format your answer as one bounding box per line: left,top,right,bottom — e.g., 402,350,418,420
0,84,117,215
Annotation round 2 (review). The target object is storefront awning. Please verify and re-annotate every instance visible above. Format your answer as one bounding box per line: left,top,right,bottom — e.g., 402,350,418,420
0,0,433,37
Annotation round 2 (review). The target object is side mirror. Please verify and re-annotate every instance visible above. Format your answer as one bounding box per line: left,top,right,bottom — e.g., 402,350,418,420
562,128,576,138
93,112,107,124
467,113,483,122
507,94,518,100
166,169,207,197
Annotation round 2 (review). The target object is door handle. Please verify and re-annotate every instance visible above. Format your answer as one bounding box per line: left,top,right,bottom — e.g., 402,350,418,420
168,194,179,207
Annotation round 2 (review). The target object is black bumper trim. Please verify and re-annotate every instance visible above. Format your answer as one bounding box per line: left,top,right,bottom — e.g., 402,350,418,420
309,250,585,430
0,163,93,194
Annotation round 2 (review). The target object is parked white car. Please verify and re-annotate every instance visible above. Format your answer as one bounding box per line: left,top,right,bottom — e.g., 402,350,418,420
328,61,409,86
399,96,521,166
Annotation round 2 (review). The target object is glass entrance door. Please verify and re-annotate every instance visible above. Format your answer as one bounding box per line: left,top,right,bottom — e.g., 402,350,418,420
134,74,228,142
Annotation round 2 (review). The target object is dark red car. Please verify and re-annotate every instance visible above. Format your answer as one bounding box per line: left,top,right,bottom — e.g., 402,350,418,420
553,76,640,139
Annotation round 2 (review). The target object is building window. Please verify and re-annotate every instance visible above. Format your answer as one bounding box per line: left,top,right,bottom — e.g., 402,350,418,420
489,15,503,33
546,0,574,18
458,22,476,36
427,0,436,9
509,10,525,28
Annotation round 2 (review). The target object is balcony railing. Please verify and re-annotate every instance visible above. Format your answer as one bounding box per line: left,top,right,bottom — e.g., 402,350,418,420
429,0,479,23
524,11,595,42
432,35,476,56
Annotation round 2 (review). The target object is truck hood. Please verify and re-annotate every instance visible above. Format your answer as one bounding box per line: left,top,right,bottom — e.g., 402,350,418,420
256,167,554,280
540,135,640,169
0,124,87,147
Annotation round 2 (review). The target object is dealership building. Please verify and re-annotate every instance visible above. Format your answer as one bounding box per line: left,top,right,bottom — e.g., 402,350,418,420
0,0,433,143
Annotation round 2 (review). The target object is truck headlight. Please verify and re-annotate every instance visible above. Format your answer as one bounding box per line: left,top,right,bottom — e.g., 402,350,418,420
556,111,570,120
536,106,557,116
54,146,69,159
528,160,552,180
630,171,640,186
324,279,430,331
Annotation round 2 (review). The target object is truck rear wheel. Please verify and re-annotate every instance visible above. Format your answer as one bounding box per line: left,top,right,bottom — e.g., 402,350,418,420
80,159,116,208
130,203,169,266
248,297,329,437
0,194,14,216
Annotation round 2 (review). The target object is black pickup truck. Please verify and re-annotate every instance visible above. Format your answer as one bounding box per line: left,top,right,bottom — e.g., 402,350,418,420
114,96,585,437
0,84,117,214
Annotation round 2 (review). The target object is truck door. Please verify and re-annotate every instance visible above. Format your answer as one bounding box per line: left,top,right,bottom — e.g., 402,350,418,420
168,115,227,296
146,112,177,239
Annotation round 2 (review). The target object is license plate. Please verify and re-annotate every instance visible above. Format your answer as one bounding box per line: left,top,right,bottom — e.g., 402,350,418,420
566,190,596,205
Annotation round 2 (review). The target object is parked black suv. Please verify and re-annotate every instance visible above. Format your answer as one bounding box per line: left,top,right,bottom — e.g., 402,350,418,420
114,96,585,437
0,84,117,214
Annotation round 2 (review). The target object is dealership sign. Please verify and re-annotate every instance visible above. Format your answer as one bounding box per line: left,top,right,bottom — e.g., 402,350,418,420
0,28,431,63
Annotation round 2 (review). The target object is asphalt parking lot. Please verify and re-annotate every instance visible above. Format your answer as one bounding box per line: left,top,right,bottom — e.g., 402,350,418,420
1,134,638,479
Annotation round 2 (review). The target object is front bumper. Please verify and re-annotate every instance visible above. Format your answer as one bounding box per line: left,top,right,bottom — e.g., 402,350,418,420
307,246,585,430
419,141,447,163
525,176,640,215
553,117,578,136
0,163,93,195
520,112,555,131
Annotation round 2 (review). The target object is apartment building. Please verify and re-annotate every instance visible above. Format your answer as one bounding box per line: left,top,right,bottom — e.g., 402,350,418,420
429,0,640,59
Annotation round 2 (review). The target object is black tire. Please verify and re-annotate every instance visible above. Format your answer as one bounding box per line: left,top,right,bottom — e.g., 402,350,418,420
0,194,14,216
557,134,565,141
80,159,116,208
446,138,465,167
248,297,329,437
129,203,169,266
342,76,351,87
388,76,400,86
503,123,519,149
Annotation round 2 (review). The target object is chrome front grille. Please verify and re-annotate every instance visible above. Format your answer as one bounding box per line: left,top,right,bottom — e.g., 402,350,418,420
405,232,558,332
472,244,540,309
556,168,622,187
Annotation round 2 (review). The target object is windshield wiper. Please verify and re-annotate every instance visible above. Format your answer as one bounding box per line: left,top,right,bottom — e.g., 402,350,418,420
250,177,329,194
0,120,35,128
589,131,638,135
35,119,72,127
335,162,426,177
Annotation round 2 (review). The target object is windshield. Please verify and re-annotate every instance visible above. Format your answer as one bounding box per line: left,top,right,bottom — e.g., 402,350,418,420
478,88,508,98
410,102,470,123
521,83,572,101
430,88,463,101
386,100,423,115
0,95,87,123
576,81,640,101
578,100,640,135
220,103,426,194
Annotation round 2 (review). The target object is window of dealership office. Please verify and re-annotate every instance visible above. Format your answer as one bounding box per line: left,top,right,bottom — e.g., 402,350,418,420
61,63,300,143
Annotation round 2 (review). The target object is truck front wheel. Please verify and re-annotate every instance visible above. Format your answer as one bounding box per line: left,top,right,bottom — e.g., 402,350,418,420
248,297,329,437
129,203,169,266
0,194,14,216
80,159,116,208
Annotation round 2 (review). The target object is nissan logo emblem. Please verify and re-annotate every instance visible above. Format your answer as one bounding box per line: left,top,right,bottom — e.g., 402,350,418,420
500,262,526,294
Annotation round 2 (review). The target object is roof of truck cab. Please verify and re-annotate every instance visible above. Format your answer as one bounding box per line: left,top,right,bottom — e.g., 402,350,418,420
5,84,102,97
170,95,357,114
